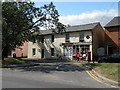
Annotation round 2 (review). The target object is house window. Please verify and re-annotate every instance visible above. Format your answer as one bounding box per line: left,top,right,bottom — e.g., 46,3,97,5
51,35,54,42
42,37,44,43
79,32,84,42
51,48,54,56
65,34,70,42
32,48,36,56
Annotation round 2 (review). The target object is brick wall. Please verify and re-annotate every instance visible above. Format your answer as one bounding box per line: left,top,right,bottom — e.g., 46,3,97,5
16,42,28,58
105,26,119,55
93,23,105,59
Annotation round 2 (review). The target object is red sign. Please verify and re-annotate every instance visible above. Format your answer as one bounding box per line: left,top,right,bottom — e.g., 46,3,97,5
86,35,90,39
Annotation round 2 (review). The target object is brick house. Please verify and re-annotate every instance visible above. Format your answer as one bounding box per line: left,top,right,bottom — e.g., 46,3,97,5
8,42,28,58
15,42,28,58
104,16,120,56
28,22,105,60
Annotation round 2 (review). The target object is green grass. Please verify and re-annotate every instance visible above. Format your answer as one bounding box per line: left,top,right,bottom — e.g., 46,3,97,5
118,63,120,83
118,84,120,87
3,58,27,65
85,63,119,82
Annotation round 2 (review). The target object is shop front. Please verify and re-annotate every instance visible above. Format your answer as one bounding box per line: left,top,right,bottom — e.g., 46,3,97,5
73,42,92,60
62,42,92,60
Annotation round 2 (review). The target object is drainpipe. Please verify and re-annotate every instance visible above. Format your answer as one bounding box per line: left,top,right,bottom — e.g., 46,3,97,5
92,30,94,63
119,26,120,54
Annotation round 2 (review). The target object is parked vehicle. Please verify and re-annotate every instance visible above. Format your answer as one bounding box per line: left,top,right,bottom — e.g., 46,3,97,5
98,53,120,63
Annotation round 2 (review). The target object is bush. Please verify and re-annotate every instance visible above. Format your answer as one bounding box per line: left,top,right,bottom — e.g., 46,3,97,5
3,58,27,65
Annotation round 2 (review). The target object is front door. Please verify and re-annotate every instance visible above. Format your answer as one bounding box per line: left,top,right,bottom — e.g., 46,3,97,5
41,49,44,58
108,45,113,56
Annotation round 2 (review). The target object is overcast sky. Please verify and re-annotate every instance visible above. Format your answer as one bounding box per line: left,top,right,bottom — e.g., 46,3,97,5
35,2,118,29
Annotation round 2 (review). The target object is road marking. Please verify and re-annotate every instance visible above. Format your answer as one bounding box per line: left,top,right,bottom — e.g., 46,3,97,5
86,70,117,88
86,70,102,83
72,63,117,88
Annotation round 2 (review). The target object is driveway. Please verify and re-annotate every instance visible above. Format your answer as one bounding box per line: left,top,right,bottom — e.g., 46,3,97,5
2,61,113,88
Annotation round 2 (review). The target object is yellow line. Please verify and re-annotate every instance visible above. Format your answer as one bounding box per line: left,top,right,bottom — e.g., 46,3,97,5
74,63,102,83
86,71,118,88
74,63,117,87
86,70,102,83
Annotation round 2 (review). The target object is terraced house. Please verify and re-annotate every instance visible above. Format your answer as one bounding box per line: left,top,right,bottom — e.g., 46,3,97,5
28,22,105,60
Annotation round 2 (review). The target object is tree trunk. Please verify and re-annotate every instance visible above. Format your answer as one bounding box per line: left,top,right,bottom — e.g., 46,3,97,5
2,45,9,60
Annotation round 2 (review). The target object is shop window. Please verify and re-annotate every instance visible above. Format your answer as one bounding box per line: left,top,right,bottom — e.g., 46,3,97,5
79,32,84,42
65,34,70,42
51,48,54,56
51,35,54,42
80,45,90,55
73,46,75,55
32,48,36,56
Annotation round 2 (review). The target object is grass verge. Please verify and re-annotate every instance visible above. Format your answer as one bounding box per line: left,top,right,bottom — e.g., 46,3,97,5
2,58,28,65
84,63,119,82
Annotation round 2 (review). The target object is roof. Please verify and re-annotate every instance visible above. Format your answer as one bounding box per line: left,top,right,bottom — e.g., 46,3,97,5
40,30,52,35
104,16,120,28
39,22,100,35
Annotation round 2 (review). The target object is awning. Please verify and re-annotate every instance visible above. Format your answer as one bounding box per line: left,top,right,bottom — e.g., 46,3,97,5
62,43,73,45
60,42,92,46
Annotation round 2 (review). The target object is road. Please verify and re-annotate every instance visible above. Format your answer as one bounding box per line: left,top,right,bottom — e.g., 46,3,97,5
2,62,113,88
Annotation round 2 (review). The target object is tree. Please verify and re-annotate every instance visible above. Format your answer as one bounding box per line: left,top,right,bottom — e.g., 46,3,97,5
2,1,66,59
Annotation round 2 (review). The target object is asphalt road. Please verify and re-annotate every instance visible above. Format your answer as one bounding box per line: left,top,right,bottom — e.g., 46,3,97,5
2,62,113,88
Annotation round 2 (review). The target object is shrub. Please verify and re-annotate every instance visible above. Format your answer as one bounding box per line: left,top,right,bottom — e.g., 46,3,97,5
3,58,26,65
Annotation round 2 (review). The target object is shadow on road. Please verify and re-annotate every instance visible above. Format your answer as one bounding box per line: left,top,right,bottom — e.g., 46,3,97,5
22,59,71,63
14,60,85,73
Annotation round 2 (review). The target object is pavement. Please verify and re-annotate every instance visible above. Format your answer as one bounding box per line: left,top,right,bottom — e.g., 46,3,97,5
2,60,116,88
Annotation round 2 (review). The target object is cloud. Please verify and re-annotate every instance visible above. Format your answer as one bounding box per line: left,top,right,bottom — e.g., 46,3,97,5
59,9,118,27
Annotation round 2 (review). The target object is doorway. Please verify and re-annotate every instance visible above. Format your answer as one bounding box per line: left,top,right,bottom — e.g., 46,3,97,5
107,45,113,56
41,49,44,58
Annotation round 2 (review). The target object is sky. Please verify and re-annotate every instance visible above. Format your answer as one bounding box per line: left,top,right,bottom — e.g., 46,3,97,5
34,2,118,28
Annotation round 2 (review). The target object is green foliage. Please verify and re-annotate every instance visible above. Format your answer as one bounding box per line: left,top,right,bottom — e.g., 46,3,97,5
2,1,66,59
3,58,27,65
